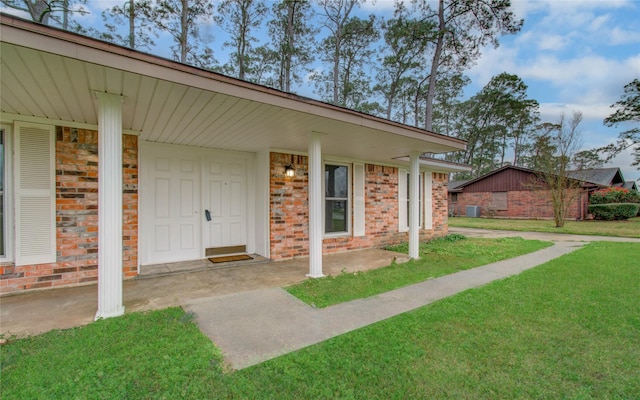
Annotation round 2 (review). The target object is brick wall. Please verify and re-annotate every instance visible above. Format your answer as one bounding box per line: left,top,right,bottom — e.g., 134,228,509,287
0,127,138,294
431,173,449,236
270,153,309,259
450,188,586,219
270,152,448,260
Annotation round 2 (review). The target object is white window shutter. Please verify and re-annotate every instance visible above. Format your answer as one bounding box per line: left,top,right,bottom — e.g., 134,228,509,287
353,163,365,237
14,122,56,266
424,171,433,230
398,169,408,232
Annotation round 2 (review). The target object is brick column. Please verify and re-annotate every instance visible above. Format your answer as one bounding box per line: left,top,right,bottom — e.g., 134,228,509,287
424,171,433,230
95,92,125,320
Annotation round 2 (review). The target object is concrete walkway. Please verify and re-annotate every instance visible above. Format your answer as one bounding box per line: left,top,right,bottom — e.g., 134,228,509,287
450,226,640,243
187,240,585,369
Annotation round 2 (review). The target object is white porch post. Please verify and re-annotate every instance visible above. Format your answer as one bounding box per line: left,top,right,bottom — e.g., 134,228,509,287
95,92,125,320
307,132,324,278
409,152,420,260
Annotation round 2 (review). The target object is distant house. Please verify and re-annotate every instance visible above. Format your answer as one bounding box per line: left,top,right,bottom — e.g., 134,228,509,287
447,165,635,220
567,168,625,188
568,168,639,192
623,181,639,191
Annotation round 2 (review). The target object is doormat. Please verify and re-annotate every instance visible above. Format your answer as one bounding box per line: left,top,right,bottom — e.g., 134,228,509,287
208,254,253,264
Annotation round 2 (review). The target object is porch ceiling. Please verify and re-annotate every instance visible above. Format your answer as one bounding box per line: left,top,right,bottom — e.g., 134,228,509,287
0,15,466,166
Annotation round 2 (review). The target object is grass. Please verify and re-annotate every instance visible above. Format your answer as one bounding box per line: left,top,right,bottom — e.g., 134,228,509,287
286,235,552,308
2,242,638,399
1,308,225,399
449,216,640,238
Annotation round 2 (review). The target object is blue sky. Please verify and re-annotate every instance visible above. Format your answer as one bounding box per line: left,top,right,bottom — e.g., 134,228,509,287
2,0,639,180
362,0,640,181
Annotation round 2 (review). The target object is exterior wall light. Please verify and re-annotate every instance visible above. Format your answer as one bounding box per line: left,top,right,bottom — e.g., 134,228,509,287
285,164,295,177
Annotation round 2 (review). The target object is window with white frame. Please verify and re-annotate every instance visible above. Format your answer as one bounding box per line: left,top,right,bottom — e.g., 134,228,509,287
325,163,349,234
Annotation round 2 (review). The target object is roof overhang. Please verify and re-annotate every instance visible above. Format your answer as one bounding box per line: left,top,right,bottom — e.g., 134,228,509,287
393,156,472,173
0,14,466,166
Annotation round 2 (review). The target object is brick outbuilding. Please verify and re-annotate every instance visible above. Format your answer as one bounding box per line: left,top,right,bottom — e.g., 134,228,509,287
447,165,626,220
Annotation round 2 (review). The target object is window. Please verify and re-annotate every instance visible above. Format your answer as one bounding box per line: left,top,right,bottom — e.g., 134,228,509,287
451,193,458,203
325,164,349,234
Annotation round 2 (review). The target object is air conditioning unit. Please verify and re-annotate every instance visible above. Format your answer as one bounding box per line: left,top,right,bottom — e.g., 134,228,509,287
466,206,481,218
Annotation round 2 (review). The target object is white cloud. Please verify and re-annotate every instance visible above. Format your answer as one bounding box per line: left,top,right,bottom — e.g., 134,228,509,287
589,14,611,31
84,1,115,12
609,27,640,45
605,147,640,181
0,6,31,19
519,55,617,84
513,0,639,52
465,45,520,87
470,43,639,109
539,103,613,122
360,0,396,11
537,34,572,51
507,0,548,21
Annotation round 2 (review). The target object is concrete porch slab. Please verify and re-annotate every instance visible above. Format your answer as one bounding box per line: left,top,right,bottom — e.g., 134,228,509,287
0,248,408,338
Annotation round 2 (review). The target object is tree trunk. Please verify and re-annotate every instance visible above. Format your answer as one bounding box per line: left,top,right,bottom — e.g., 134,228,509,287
424,0,445,131
414,75,428,128
238,5,249,80
25,0,51,24
385,79,398,120
129,0,136,49
62,0,69,29
333,34,340,104
180,0,189,63
284,1,295,92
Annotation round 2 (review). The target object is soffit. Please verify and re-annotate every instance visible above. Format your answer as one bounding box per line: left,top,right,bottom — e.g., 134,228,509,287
0,18,466,166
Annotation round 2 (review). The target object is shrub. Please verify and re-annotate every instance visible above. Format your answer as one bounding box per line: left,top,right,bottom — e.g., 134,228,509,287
588,203,640,220
589,187,630,205
436,233,467,242
623,190,640,204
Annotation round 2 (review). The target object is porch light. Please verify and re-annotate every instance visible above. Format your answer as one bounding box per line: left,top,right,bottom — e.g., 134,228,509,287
285,164,295,177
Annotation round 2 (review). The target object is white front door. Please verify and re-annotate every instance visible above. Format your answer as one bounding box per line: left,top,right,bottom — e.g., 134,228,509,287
203,156,247,249
141,144,201,264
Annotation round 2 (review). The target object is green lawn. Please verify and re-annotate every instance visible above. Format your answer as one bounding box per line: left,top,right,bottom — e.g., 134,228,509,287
286,235,551,308
2,242,639,399
450,216,640,238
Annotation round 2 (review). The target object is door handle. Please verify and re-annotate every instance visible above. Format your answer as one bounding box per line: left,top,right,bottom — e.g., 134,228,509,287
205,209,212,221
